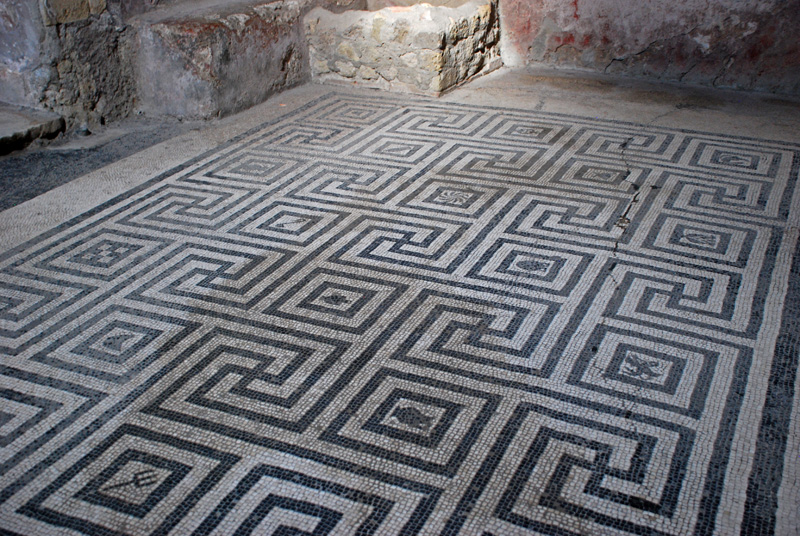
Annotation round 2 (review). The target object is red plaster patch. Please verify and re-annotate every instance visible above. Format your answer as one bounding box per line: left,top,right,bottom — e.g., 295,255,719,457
550,33,575,50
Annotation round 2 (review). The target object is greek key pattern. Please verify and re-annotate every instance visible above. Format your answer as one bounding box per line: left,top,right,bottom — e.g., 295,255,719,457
0,93,797,535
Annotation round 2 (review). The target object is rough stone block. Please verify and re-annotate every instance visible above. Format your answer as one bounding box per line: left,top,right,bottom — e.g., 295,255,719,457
131,0,312,119
304,0,501,95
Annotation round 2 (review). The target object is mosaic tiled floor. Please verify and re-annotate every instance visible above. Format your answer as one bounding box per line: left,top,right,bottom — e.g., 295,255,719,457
0,92,798,535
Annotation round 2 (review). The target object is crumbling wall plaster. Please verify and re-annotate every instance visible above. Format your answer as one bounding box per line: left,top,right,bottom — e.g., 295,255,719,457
0,0,53,109
500,0,800,94
1,0,137,126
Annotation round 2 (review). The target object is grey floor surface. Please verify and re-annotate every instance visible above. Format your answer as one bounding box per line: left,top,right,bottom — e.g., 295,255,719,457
0,70,798,536
0,117,202,212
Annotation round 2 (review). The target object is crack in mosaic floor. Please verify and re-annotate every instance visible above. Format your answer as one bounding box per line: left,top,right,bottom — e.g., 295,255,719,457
0,92,798,535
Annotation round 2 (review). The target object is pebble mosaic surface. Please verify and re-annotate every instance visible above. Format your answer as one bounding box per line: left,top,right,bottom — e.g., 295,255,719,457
0,92,798,535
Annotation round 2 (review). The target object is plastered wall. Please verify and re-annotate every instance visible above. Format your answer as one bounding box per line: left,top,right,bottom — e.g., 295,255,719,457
499,0,800,94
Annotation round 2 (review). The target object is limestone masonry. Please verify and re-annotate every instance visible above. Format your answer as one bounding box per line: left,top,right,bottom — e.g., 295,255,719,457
304,0,501,95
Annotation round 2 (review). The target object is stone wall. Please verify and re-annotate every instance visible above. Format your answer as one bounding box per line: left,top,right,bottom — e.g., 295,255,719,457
4,0,797,128
1,0,140,126
0,0,361,126
304,0,501,95
500,0,800,95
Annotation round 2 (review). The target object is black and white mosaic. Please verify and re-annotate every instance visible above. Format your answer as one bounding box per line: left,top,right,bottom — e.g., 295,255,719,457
0,93,798,535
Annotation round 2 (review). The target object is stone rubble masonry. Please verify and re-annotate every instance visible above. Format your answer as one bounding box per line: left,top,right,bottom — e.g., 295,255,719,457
47,12,136,125
304,0,501,95
40,0,107,25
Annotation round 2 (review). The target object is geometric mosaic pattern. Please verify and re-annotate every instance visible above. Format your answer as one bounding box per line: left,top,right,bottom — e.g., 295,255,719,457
0,92,798,535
